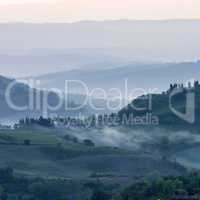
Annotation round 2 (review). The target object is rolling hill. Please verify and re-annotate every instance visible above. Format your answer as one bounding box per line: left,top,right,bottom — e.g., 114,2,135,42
0,128,186,179
118,80,200,129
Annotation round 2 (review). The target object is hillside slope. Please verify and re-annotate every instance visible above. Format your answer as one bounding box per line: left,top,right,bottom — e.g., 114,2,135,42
119,81,200,128
0,75,86,121
0,129,186,179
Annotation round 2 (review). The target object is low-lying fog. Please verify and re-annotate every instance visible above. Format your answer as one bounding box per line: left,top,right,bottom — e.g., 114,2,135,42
64,127,200,169
66,127,200,150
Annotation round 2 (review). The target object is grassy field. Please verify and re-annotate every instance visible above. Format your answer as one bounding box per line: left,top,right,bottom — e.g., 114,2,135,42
0,128,132,178
0,129,61,144
0,128,186,179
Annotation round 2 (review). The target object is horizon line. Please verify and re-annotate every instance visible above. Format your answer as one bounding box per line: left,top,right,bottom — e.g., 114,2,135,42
1,18,200,24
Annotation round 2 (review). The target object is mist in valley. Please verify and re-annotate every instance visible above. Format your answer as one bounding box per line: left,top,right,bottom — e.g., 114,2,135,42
65,127,200,151
63,127,200,169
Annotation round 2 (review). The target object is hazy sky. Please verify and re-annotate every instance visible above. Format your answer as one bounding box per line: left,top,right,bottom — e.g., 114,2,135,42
0,0,200,22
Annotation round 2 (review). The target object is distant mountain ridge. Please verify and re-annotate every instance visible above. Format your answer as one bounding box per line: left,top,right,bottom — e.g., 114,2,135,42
1,19,200,54
28,61,200,96
1,19,200,77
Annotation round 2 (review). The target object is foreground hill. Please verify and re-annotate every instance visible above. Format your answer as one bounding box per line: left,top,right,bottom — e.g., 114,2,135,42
119,81,200,129
0,128,186,179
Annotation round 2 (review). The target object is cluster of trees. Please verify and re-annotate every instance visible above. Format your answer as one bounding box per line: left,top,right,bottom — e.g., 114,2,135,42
2,166,200,200
169,80,200,92
15,113,121,130
0,167,74,200
0,167,114,200
55,113,120,128
119,172,200,200
83,139,95,147
63,134,79,143
64,135,95,147
89,171,200,200
17,117,54,128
